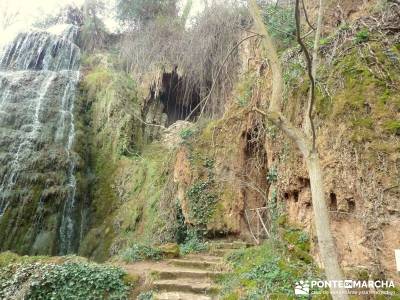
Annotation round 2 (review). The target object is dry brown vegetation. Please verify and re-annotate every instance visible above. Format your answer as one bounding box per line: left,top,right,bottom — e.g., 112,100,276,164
119,3,251,119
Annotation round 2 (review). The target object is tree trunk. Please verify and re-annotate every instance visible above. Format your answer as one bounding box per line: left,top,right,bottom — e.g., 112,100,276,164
248,1,349,299
306,151,348,299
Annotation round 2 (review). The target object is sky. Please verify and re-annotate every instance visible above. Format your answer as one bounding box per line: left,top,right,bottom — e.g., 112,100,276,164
0,0,208,45
0,0,82,44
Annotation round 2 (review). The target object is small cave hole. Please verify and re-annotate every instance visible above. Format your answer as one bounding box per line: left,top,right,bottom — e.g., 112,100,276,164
298,177,310,187
159,69,200,126
293,190,299,202
329,193,338,211
347,199,356,213
283,192,289,200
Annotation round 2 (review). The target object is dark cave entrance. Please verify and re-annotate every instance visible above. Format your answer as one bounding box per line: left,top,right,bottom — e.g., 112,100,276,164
159,68,200,126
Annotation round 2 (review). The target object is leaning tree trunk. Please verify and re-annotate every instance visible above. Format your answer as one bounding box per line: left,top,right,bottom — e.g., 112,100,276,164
306,152,348,299
247,0,349,299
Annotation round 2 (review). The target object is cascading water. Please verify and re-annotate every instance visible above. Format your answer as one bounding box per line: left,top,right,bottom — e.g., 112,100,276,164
0,24,83,254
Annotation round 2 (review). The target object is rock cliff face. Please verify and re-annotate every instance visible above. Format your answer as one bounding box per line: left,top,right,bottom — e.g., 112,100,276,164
0,25,84,255
0,0,398,287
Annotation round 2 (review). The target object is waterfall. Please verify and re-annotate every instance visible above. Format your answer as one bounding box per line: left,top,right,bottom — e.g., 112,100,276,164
58,70,80,255
0,24,82,254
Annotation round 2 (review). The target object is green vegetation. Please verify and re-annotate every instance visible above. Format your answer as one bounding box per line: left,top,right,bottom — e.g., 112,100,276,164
116,0,177,25
179,229,208,255
218,240,323,299
309,40,400,154
0,254,132,299
187,179,218,226
234,72,256,107
185,151,218,229
77,55,176,260
266,167,278,183
355,28,370,43
267,189,285,237
262,4,296,48
0,251,48,268
138,291,155,300
179,127,195,141
121,244,163,262
383,120,400,135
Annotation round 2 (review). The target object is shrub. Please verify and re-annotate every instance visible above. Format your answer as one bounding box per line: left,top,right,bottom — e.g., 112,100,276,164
187,179,217,226
179,229,208,255
137,290,154,300
121,244,163,262
219,241,323,298
262,4,296,48
0,261,130,300
355,28,369,43
179,128,194,140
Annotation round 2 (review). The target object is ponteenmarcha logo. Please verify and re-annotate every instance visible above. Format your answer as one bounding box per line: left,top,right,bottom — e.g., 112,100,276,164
294,279,396,296
294,281,310,295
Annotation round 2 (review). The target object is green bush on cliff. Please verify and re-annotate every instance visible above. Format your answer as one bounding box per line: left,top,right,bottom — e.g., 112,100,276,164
187,179,218,226
262,4,296,48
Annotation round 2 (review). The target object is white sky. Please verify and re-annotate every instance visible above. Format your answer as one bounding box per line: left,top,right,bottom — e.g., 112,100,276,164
0,0,208,44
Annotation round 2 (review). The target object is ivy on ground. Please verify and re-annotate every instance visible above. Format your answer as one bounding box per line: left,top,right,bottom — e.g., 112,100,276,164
0,261,130,299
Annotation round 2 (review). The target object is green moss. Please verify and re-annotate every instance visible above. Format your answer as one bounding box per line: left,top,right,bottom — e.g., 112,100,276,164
310,41,400,157
234,71,257,107
218,240,323,298
77,53,181,261
200,119,220,142
0,251,49,267
0,184,51,254
352,117,374,129
383,120,400,135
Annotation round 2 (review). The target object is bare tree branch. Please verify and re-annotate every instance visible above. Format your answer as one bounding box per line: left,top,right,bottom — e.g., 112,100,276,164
185,33,259,121
301,0,315,30
295,0,316,151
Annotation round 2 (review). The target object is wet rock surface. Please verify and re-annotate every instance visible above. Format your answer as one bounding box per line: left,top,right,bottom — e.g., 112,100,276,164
0,25,83,255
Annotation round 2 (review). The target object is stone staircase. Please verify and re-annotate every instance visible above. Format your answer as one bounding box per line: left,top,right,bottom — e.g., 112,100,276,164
151,241,249,300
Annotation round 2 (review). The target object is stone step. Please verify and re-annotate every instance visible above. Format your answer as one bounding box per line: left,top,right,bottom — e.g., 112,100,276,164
153,279,219,294
157,270,225,280
185,254,223,262
208,241,249,250
167,259,220,269
208,248,233,257
154,291,213,300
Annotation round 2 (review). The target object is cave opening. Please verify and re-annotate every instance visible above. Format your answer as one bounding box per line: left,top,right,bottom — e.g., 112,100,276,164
329,193,338,211
347,199,355,212
159,69,201,126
